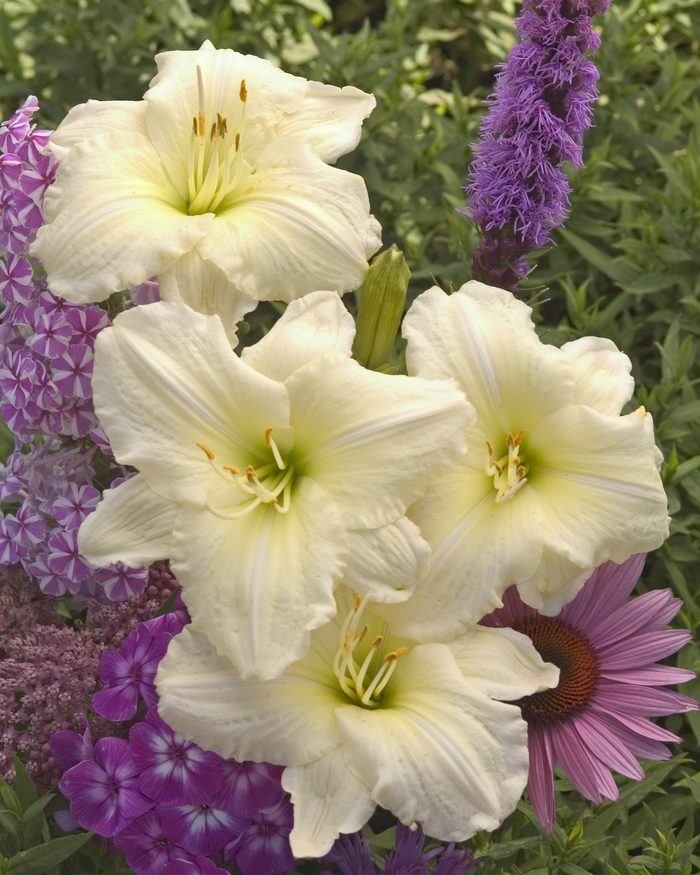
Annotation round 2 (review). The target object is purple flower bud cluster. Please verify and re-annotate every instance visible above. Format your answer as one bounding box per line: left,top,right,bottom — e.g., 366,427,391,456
0,98,151,600
0,570,105,787
323,822,479,875
0,564,180,790
52,612,297,875
466,0,610,292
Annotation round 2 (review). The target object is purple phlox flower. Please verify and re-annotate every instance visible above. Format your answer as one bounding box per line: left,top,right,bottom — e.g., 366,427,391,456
59,736,154,836
93,624,171,721
50,717,94,771
47,527,95,585
130,708,223,806
466,0,611,291
0,348,40,408
5,501,47,548
0,153,24,188
0,96,39,152
141,604,189,637
26,550,69,596
160,797,248,856
64,303,110,344
52,482,100,530
25,310,72,359
94,561,149,601
113,808,194,875
225,795,296,875
481,553,698,831
0,254,33,304
208,760,284,818
50,343,94,398
0,516,27,564
130,277,161,306
163,857,230,875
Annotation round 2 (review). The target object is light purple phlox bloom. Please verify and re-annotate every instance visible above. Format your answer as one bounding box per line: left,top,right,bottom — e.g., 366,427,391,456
113,808,194,875
224,795,296,875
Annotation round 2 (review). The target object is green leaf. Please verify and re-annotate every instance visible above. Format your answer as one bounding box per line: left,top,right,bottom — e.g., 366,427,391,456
557,227,641,285
19,796,53,828
9,761,36,813
5,833,93,873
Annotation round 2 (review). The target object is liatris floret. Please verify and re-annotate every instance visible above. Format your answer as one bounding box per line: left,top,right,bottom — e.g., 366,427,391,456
467,0,610,291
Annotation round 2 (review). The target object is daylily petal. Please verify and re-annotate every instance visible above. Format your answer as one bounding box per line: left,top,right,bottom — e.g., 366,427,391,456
337,643,531,841
91,302,291,506
289,353,473,529
375,466,542,641
48,100,147,161
403,283,574,439
517,550,594,615
78,474,177,567
282,747,374,858
560,336,635,416
158,249,258,345
531,405,669,569
343,517,430,604
31,132,212,302
274,81,376,164
145,41,306,201
241,290,356,382
198,139,382,302
171,477,347,680
157,625,344,765
450,626,559,700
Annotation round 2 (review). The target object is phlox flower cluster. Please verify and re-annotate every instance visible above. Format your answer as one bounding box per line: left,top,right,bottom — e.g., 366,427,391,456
0,99,151,600
54,609,298,875
467,0,610,290
0,563,179,788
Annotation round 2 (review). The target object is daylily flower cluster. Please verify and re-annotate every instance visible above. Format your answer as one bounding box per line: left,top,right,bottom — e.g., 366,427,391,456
0,36,691,875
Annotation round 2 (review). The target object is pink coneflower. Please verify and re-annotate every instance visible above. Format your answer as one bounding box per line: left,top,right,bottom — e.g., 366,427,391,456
481,554,698,830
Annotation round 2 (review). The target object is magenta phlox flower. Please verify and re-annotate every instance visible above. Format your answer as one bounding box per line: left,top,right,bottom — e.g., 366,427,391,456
94,561,149,601
4,502,46,548
141,605,189,637
50,717,94,771
163,857,230,875
0,254,33,304
481,554,698,830
25,310,72,359
159,798,248,856
130,708,223,806
51,343,94,399
225,795,296,875
0,348,40,407
26,550,68,595
47,527,94,584
52,482,101,530
64,304,110,344
113,809,195,875
130,278,161,306
59,736,154,836
208,760,284,818
93,624,171,720
0,517,27,564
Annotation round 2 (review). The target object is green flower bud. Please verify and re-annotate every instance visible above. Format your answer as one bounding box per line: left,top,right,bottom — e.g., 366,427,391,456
353,245,410,371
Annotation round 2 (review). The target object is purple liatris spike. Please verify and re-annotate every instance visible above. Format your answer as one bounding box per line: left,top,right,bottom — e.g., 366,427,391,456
481,554,698,831
466,0,611,292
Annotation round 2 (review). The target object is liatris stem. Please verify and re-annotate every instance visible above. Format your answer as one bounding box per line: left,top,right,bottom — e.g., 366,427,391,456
466,0,611,293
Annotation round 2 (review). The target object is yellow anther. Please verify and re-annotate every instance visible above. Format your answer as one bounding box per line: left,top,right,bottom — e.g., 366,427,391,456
385,647,407,663
246,466,258,483
265,427,273,446
196,442,215,460
192,117,198,136
371,635,383,649
240,79,247,102
210,122,216,141
197,115,205,137
486,440,494,456
235,132,240,152
223,465,240,475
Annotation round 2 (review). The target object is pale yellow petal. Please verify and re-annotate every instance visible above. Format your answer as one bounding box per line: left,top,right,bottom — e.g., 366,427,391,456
560,336,635,415
48,99,147,161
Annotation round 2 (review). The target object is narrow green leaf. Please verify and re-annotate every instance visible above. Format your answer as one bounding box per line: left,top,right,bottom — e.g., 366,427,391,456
9,760,36,812
557,227,640,285
5,833,92,873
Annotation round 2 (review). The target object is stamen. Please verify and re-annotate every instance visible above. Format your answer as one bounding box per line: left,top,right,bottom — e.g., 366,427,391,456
240,79,248,102
197,442,215,460
265,428,287,471
206,497,262,520
223,465,240,475
355,635,382,696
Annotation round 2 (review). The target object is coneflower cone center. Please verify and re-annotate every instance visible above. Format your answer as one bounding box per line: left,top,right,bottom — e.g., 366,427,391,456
510,616,599,725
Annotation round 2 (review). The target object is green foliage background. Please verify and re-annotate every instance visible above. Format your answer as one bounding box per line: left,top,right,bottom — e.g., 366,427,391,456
1,0,700,871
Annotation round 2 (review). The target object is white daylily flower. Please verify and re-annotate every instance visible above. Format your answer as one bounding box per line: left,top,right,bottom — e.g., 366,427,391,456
78,292,473,680
374,282,670,642
156,586,559,857
30,41,381,333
